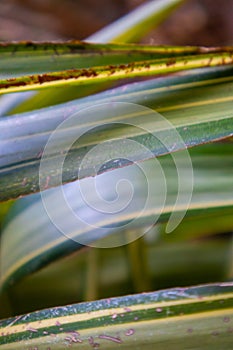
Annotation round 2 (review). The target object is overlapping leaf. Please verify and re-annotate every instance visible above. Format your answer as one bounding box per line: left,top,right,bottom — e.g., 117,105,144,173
1,142,233,289
3,0,186,114
1,1,233,347
1,66,233,201
0,283,232,349
0,44,233,94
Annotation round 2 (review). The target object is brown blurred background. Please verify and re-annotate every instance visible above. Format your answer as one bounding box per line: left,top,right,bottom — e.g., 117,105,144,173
0,0,232,45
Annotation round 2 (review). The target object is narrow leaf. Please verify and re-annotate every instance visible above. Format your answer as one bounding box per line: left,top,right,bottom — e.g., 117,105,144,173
1,66,233,201
2,41,214,78
0,48,233,94
88,0,186,43
0,284,232,349
1,144,233,289
3,0,187,114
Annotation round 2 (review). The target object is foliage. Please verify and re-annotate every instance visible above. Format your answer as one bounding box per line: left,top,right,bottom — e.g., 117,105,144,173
0,0,232,348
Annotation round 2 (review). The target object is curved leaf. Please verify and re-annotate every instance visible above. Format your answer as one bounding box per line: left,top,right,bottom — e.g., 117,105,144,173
1,143,233,289
1,66,233,201
5,0,187,114
88,0,186,43
0,283,232,349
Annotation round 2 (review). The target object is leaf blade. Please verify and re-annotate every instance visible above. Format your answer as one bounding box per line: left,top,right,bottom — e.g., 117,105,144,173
88,0,186,43
1,143,233,289
1,49,233,94
0,283,232,349
1,66,233,201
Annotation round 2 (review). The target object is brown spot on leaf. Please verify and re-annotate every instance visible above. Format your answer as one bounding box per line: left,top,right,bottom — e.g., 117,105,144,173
207,57,213,67
166,58,176,67
38,74,59,84
0,80,27,89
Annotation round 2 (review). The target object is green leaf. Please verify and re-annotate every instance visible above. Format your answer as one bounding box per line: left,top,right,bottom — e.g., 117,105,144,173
88,0,186,43
4,45,232,114
0,45,233,94
1,2,232,348
1,66,233,201
0,283,232,349
1,143,232,289
1,42,220,78
5,0,186,114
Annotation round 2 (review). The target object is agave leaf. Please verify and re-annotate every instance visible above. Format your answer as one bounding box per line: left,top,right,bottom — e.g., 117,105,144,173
1,42,223,78
0,66,233,201
0,47,233,94
88,0,186,43
3,43,231,112
4,43,230,112
6,0,186,114
1,142,232,289
0,283,232,349
3,42,232,116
